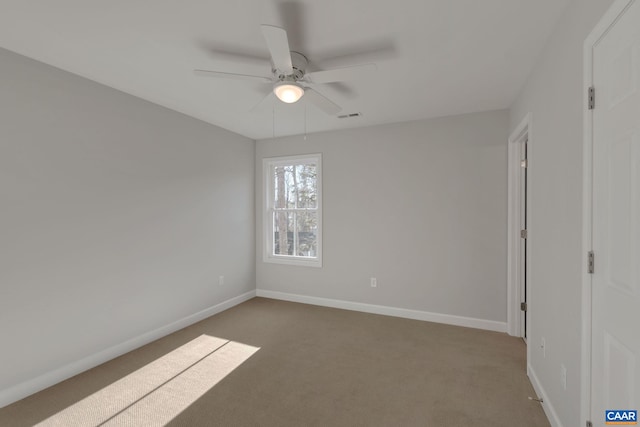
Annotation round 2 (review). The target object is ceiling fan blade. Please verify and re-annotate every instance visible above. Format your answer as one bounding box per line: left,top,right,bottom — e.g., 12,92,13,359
305,63,377,84
276,1,306,52
196,40,270,66
193,69,272,83
260,25,293,75
304,88,342,115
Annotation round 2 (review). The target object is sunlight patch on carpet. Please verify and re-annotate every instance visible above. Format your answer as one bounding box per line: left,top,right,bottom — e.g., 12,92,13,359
35,335,259,426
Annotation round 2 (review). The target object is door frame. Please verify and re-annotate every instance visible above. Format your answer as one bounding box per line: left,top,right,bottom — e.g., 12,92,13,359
582,0,636,424
507,113,532,341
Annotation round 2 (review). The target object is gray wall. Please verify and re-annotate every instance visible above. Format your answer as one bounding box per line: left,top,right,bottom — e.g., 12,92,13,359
509,0,614,424
256,110,509,323
0,48,255,395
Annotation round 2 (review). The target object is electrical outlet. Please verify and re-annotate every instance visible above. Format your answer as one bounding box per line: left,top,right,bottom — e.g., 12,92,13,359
561,364,567,390
370,277,377,288
219,275,224,286
541,337,546,358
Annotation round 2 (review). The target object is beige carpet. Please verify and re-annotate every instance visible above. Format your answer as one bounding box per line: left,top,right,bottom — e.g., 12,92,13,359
0,297,550,427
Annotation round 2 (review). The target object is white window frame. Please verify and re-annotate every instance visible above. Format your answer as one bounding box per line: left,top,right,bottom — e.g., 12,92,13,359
263,153,322,268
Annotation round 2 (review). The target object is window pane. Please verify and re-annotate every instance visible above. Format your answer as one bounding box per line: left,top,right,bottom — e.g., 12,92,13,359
285,166,296,208
274,165,297,209
266,155,321,266
273,211,294,255
296,211,317,257
274,166,286,209
296,164,317,208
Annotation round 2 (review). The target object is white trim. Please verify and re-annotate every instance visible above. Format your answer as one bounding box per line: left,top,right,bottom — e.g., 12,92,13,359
528,364,564,427
581,1,635,425
256,289,507,333
262,153,323,268
582,17,595,427
507,113,532,338
0,290,256,409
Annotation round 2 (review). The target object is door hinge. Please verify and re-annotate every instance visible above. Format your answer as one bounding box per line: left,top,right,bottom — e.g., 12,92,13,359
586,421,592,427
588,251,595,274
520,302,527,312
520,159,528,168
521,229,528,239
588,86,595,110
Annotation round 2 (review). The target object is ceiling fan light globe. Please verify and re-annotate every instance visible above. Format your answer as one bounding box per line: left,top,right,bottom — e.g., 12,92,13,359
274,82,304,103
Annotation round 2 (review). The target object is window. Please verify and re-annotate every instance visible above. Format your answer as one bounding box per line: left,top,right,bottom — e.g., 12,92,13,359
263,154,322,267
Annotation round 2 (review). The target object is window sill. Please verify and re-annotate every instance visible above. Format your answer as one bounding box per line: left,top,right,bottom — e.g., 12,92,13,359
263,255,322,268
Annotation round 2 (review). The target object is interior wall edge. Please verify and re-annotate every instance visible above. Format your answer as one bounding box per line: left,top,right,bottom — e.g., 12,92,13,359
527,363,564,427
0,290,256,409
256,290,507,333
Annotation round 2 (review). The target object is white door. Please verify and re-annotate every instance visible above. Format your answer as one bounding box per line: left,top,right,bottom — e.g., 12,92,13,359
520,139,528,340
591,0,640,422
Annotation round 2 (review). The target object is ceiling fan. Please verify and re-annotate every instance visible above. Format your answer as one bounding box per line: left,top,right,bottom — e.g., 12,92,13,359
194,24,377,115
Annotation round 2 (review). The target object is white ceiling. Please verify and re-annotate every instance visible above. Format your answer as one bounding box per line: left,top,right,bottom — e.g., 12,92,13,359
0,0,570,140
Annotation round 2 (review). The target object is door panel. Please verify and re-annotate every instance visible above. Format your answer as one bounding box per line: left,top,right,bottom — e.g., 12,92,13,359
604,332,636,409
608,133,636,295
591,0,640,420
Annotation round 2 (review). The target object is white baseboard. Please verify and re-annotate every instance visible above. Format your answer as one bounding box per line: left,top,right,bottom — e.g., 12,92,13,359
528,364,563,427
256,289,507,333
0,290,256,409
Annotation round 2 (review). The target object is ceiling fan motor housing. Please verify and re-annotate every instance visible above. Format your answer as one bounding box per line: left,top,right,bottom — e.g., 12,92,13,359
274,51,307,81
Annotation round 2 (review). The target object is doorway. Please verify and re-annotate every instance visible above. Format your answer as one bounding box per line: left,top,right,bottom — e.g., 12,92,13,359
507,114,531,342
520,138,528,340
